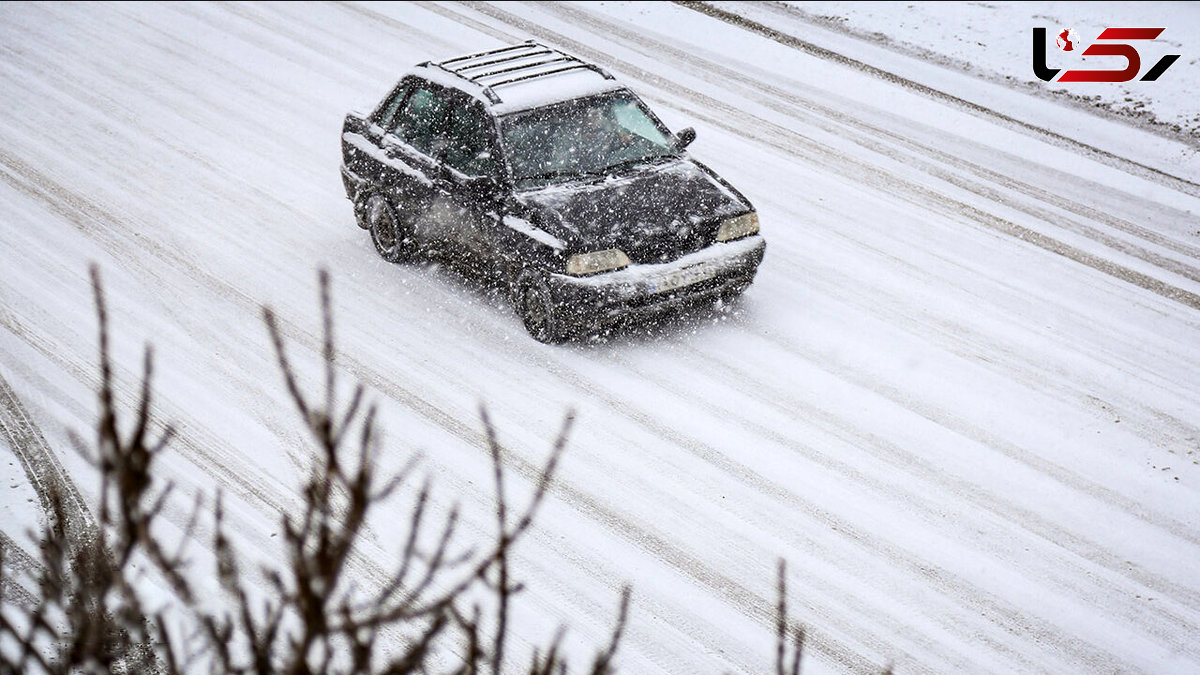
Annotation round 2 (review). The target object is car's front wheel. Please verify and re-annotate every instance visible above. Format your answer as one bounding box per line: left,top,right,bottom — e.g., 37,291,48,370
717,281,750,307
516,271,566,344
368,195,415,263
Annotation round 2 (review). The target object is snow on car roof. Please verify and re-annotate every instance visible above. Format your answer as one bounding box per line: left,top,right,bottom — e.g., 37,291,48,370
490,69,625,115
416,41,625,115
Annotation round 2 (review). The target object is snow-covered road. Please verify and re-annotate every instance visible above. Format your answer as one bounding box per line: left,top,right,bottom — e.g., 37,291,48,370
2,2,1199,673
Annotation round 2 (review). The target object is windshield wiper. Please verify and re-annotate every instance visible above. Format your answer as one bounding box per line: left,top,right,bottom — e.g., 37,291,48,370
518,168,592,182
518,166,612,183
599,153,674,174
519,154,674,183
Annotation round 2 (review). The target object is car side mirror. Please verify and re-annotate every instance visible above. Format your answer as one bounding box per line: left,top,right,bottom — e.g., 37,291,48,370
675,127,696,150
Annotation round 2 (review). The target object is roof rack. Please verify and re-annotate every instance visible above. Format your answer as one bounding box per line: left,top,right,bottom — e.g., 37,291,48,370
430,40,614,104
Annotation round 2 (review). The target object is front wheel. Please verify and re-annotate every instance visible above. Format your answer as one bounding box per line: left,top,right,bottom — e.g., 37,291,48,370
716,282,750,308
516,271,566,344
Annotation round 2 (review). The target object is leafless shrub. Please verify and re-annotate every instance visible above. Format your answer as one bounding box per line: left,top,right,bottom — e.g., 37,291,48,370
0,266,181,674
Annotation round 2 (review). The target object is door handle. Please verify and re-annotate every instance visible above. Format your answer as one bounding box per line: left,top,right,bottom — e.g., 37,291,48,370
433,164,456,191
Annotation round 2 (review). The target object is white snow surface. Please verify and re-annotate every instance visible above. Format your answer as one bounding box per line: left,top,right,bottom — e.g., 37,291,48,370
2,2,1199,673
778,1,1200,140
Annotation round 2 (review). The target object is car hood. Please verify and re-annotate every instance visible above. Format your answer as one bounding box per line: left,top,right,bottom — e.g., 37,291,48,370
515,158,750,264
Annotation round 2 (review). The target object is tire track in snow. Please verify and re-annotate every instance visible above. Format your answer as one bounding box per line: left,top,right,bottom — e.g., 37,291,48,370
663,338,1200,653
0,531,40,609
0,367,91,608
0,146,313,525
0,372,93,543
329,0,470,59
781,231,1200,459
532,353,1124,672
828,117,1200,273
762,195,1200,454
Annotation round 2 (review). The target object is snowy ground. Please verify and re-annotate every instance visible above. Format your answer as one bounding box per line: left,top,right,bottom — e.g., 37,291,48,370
779,1,1200,140
2,2,1199,673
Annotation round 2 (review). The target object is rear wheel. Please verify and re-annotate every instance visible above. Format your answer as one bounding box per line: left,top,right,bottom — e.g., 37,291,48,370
368,196,414,263
516,271,565,344
352,191,371,230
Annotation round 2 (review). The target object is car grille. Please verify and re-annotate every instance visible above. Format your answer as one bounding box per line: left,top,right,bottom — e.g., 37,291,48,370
625,226,711,265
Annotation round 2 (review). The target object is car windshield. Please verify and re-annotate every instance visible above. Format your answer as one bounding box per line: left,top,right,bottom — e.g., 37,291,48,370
500,91,678,186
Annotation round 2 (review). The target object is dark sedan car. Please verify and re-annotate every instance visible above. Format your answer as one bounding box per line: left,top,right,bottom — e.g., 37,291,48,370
340,41,765,342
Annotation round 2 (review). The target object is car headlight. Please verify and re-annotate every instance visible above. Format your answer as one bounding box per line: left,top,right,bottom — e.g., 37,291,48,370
565,249,630,276
716,212,760,242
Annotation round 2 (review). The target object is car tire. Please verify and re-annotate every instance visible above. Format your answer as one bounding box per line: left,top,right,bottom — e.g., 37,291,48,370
368,195,415,263
718,282,750,306
516,270,566,344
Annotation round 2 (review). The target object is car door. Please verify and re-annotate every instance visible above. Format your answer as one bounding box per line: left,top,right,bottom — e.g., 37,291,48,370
380,81,452,253
422,94,508,274
342,79,412,190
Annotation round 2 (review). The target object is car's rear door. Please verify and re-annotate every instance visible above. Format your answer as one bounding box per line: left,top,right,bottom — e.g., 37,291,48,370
342,79,412,191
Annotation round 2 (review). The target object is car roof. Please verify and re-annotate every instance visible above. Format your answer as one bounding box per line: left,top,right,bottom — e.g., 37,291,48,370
413,40,626,115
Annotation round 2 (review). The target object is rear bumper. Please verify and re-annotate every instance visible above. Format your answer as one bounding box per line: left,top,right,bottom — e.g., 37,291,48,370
547,235,766,332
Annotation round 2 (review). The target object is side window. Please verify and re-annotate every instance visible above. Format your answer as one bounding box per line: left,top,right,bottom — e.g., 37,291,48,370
372,81,411,130
441,99,498,178
393,85,449,157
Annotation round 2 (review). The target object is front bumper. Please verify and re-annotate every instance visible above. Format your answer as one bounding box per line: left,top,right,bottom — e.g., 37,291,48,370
547,235,766,332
